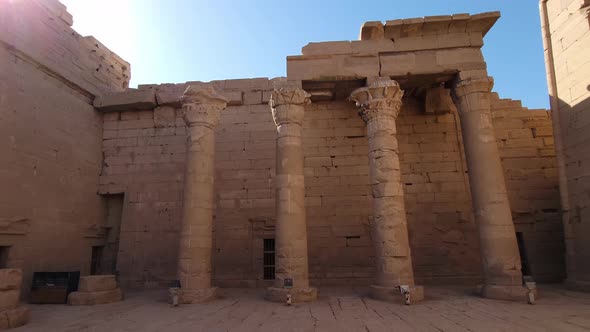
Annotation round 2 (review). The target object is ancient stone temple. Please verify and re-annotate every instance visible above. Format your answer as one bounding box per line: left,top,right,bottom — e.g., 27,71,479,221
1,0,585,312
540,0,590,292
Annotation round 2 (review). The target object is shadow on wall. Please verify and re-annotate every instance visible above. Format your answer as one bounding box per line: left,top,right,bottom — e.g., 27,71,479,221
554,89,590,287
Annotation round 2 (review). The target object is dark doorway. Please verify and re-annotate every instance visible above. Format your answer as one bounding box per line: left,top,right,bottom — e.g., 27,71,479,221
102,194,124,274
0,246,10,268
263,239,275,280
516,232,531,276
91,246,104,275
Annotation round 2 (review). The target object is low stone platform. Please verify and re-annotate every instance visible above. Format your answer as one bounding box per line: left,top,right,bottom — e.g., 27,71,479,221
67,275,123,305
19,285,590,331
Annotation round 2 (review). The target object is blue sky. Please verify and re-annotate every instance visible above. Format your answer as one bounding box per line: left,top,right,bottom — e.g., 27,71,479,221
61,0,549,109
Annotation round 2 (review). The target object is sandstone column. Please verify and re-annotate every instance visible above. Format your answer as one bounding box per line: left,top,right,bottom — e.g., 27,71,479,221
175,84,228,304
265,87,317,303
453,76,529,301
350,79,424,304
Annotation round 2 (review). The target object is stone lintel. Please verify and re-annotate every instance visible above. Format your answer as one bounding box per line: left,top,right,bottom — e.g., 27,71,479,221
94,89,156,112
384,11,500,39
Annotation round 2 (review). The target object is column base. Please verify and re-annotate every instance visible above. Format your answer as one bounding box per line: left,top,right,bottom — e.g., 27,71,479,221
265,287,317,303
565,279,590,292
369,285,425,304
479,284,537,302
171,287,219,304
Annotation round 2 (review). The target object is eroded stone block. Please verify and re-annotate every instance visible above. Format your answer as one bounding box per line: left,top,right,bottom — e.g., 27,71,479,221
78,275,118,292
154,106,176,128
67,288,123,305
0,290,19,312
0,270,22,291
94,89,156,112
3,306,28,329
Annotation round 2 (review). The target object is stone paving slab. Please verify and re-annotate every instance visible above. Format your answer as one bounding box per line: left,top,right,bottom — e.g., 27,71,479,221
15,286,590,332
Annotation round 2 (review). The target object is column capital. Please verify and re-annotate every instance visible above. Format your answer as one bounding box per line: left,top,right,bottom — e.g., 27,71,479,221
454,76,494,98
181,84,228,128
349,79,404,122
270,88,311,126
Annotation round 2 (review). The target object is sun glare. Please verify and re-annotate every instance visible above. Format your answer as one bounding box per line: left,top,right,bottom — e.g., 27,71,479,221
59,0,137,68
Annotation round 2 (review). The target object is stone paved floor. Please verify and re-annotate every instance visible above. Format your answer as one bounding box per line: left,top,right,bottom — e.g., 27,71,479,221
16,285,590,331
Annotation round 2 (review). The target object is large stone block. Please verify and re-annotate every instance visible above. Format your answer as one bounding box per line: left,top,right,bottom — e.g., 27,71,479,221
0,270,21,291
78,275,118,292
0,290,19,312
0,306,29,330
94,89,156,112
287,54,379,81
67,288,123,305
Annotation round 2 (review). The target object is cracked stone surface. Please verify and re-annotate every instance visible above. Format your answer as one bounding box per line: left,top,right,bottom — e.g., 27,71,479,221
19,286,590,331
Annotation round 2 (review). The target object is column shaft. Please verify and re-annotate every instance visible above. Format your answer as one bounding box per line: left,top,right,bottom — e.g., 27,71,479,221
266,87,317,303
178,124,215,290
173,84,227,304
454,76,529,301
366,116,414,287
350,79,424,304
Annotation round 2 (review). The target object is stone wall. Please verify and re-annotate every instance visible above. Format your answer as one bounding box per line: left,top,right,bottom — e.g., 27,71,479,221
543,0,590,289
99,80,564,287
0,0,129,296
492,94,564,282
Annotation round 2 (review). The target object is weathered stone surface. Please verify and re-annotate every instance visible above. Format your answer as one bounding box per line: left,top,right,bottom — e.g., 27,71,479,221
350,79,423,299
95,89,157,112
156,90,183,107
479,284,530,301
0,306,29,330
265,287,317,303
453,76,525,300
0,270,21,292
177,287,218,304
266,87,317,302
175,84,228,303
425,87,454,114
369,285,425,304
287,54,379,81
359,21,384,40
154,106,176,128
78,275,117,292
67,288,123,305
0,291,19,312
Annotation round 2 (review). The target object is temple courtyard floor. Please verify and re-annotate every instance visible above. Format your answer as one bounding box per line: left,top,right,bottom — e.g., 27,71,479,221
16,285,590,331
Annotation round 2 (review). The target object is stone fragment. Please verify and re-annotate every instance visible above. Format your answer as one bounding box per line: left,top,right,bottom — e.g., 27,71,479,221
78,275,117,292
0,270,22,291
359,21,384,40
67,288,123,305
94,89,156,112
425,87,454,114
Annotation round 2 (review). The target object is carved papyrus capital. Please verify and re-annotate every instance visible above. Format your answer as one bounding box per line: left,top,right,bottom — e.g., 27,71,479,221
270,88,311,127
181,84,228,128
349,80,404,123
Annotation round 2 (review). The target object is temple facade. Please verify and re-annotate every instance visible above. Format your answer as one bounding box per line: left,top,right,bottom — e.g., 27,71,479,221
1,0,582,305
